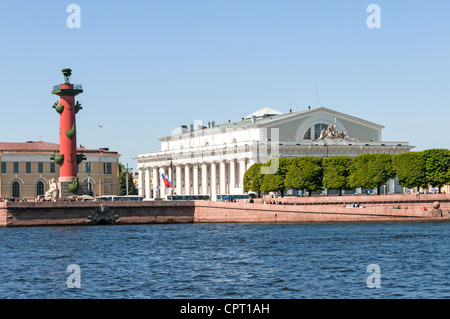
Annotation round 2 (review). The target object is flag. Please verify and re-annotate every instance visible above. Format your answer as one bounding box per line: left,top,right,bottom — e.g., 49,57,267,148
161,173,171,187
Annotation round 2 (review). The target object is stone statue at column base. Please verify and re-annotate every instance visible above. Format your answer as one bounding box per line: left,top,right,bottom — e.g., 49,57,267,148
45,178,59,200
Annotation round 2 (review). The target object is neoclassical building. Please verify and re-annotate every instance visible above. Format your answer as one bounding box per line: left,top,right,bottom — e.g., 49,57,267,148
136,107,414,200
0,141,120,199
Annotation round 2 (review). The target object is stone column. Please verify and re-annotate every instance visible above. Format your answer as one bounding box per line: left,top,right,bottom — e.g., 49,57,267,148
229,159,236,193
201,163,208,195
219,161,226,195
193,164,199,195
151,167,158,199
210,162,217,200
144,168,151,200
138,169,144,197
238,158,246,188
184,164,190,195
159,167,166,199
176,165,182,196
168,163,173,198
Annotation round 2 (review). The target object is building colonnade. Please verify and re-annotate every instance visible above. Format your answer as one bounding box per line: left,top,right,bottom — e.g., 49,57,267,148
138,157,256,200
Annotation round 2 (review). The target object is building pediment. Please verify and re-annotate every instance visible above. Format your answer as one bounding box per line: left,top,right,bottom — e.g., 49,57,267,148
261,107,384,142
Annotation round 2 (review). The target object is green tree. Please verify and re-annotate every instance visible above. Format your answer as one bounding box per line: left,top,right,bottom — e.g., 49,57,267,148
284,157,323,196
243,163,263,194
349,153,394,195
259,158,290,197
119,163,138,196
322,156,352,196
392,151,427,190
423,148,450,193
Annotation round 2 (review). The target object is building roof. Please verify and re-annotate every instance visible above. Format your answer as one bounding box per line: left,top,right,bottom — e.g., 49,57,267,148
159,106,385,141
0,141,119,154
244,107,283,119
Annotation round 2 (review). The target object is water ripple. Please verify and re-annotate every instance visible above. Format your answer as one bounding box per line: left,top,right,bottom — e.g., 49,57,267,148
0,222,448,298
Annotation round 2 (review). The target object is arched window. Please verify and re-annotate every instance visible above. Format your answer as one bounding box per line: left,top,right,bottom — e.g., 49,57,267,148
314,123,328,139
36,181,45,197
303,128,311,140
12,181,20,198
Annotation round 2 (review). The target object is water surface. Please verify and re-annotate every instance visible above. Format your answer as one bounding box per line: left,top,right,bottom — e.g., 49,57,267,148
0,222,448,298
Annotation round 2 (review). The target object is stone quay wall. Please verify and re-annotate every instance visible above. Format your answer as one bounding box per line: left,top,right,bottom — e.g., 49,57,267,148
0,201,196,227
0,194,449,227
194,194,450,223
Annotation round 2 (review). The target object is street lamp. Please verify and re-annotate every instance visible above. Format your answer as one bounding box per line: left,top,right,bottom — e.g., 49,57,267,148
84,162,94,195
169,157,173,201
125,163,134,196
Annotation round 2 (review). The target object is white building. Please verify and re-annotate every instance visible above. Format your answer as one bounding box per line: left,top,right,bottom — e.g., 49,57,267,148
136,107,413,200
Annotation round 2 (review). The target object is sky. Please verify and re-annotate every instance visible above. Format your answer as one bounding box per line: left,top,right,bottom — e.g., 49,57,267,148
0,0,449,169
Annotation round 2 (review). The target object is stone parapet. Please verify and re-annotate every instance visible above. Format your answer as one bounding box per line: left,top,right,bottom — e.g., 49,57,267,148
0,194,449,227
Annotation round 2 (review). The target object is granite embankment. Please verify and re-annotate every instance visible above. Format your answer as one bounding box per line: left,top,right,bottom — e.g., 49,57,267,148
0,194,449,227
0,201,196,227
194,194,450,223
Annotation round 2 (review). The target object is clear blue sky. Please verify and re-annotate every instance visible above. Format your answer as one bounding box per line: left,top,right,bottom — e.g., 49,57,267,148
0,1,448,168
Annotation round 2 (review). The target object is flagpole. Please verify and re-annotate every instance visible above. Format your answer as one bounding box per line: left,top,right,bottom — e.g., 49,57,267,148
170,157,173,201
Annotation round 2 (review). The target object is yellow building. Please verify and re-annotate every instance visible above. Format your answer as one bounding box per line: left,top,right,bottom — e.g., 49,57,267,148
0,141,120,200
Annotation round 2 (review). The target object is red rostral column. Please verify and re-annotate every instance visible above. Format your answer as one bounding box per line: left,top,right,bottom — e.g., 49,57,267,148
51,68,83,183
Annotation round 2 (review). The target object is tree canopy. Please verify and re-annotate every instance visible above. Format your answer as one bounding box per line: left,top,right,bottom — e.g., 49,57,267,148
242,148,450,196
322,156,352,195
119,163,138,196
393,152,427,189
243,162,263,193
260,158,290,196
423,148,450,192
284,157,323,195
348,153,395,194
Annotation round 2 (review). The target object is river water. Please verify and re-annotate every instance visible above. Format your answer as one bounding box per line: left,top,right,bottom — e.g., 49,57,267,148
0,222,448,299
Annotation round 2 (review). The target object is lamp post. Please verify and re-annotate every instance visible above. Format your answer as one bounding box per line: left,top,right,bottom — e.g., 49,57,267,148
124,164,134,196
125,163,129,196
84,162,93,195
169,157,173,201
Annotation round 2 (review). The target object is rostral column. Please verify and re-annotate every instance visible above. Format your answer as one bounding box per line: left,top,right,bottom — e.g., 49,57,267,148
51,69,85,195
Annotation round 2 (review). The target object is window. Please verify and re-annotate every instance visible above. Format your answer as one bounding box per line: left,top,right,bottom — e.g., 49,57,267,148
106,163,112,175
314,123,329,139
303,128,311,140
1,162,6,173
26,162,31,173
38,162,43,174
85,163,92,174
36,181,45,197
50,162,56,173
14,162,19,173
12,181,20,198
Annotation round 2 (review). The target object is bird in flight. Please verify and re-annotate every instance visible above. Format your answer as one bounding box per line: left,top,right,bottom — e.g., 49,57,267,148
98,125,103,128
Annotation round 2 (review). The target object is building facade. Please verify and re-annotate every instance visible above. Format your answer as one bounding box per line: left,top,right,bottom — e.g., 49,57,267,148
136,107,414,200
0,141,120,200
